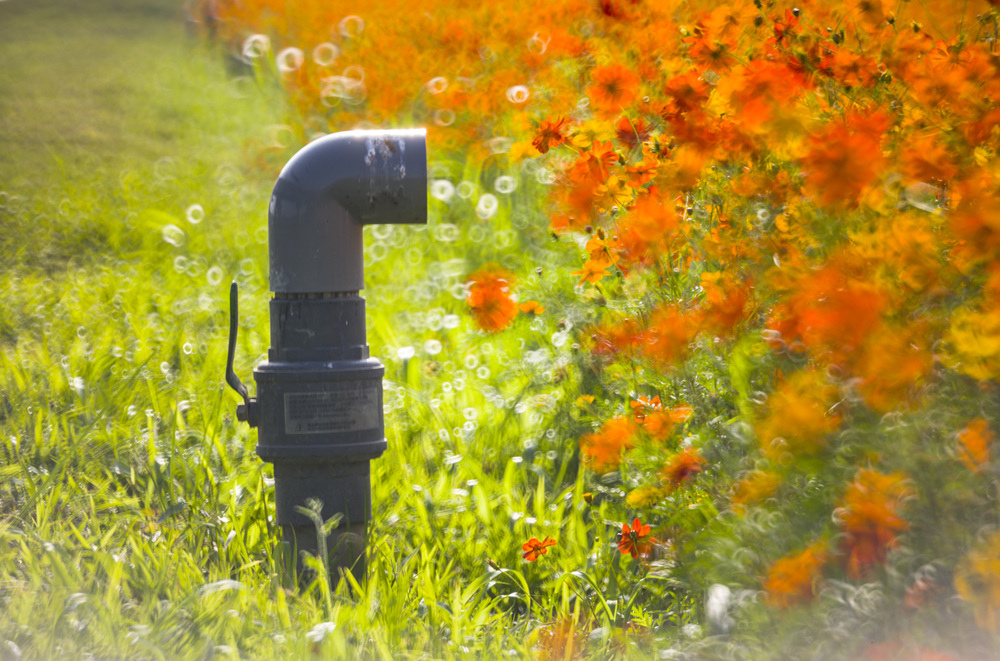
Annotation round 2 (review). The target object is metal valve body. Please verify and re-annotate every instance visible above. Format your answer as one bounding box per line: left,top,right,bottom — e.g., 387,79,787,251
255,294,385,539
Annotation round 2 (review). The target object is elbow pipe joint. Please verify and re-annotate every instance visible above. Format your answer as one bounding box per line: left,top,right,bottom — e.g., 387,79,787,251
268,128,428,294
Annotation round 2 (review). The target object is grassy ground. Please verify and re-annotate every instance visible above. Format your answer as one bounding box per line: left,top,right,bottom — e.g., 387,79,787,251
0,0,280,271
0,2,679,659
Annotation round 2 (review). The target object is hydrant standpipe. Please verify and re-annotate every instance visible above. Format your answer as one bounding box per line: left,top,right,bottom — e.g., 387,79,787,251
226,128,428,581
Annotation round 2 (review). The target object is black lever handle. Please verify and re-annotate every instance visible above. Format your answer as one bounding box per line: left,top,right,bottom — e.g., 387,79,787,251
225,281,258,427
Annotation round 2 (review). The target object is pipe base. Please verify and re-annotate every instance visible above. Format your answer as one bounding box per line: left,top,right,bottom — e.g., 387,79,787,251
281,521,367,588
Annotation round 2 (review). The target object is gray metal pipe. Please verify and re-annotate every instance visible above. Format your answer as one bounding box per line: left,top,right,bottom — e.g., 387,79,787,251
226,128,428,586
268,128,427,293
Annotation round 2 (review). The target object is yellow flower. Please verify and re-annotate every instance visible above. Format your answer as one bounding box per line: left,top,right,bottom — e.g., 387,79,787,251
946,306,1000,381
626,485,669,507
570,119,616,150
955,532,1000,632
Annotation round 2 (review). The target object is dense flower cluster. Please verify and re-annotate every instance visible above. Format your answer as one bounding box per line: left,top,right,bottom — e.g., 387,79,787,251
200,0,1000,648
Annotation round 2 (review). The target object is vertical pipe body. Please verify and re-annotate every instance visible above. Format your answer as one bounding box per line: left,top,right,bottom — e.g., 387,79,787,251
251,129,427,582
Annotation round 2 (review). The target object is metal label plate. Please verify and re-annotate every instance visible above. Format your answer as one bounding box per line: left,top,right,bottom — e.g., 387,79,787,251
283,383,380,435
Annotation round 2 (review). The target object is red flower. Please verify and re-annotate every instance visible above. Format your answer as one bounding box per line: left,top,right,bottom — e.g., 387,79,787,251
618,517,651,558
522,537,556,561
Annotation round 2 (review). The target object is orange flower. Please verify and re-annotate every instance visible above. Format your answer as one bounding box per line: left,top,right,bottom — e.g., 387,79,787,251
800,113,888,207
771,8,799,44
767,256,886,366
755,369,841,458
846,0,894,27
731,470,782,511
839,469,912,580
661,447,705,489
587,64,640,115
532,117,570,154
466,266,517,333
853,324,933,413
616,193,682,268
522,537,556,561
590,318,642,358
571,258,612,287
644,406,692,440
615,115,652,150
629,395,662,422
519,300,545,315
618,517,651,559
638,304,698,369
580,416,638,472
763,542,829,608
901,133,959,183
958,417,993,473
570,140,620,185
699,272,752,337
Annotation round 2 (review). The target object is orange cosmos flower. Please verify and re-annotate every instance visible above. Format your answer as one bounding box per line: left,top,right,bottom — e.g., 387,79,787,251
846,0,894,27
466,266,517,333
580,416,638,472
853,324,933,413
699,271,752,338
767,255,886,366
644,405,692,440
958,417,993,473
771,8,799,44
661,447,706,489
519,300,545,315
950,172,1000,258
763,542,830,608
800,113,888,208
839,469,912,580
571,258,613,287
731,470,782,511
587,64,640,115
901,133,959,183
614,115,652,149
570,140,620,185
616,193,682,268
755,369,841,457
590,318,642,358
522,537,556,561
629,395,662,422
532,117,570,154
618,517,651,559
662,70,711,118
823,47,879,88
638,304,698,369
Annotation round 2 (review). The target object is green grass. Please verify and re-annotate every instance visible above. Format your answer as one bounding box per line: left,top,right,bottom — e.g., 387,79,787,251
0,1,708,659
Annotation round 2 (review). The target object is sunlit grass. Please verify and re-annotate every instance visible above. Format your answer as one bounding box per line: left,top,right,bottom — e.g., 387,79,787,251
0,1,704,658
